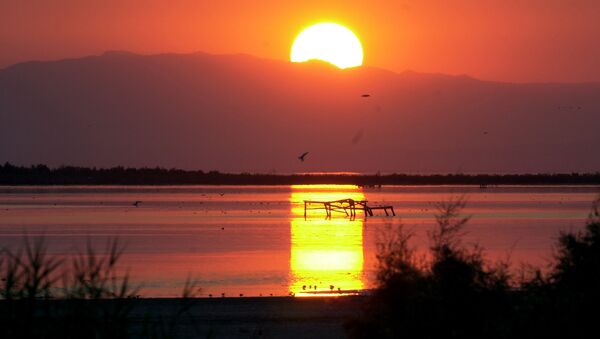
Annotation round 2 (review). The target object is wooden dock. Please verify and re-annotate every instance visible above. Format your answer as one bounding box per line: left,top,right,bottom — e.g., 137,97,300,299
303,199,395,219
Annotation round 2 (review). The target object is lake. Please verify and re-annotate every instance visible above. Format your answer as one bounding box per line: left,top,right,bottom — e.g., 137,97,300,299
0,185,598,297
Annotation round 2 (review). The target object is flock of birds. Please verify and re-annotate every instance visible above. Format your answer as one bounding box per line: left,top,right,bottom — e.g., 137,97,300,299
295,92,489,163
131,192,226,207
292,92,576,164
204,284,344,298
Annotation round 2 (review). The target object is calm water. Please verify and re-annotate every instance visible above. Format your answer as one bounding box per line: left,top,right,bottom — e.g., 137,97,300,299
0,185,598,297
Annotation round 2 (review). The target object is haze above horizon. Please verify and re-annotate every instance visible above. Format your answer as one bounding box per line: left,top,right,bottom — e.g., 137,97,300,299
2,1,600,83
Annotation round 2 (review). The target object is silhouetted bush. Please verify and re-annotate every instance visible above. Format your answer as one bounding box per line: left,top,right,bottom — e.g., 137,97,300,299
0,237,201,339
516,196,600,338
348,196,600,339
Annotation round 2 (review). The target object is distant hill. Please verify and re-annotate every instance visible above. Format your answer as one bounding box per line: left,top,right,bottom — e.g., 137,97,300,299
1,52,599,173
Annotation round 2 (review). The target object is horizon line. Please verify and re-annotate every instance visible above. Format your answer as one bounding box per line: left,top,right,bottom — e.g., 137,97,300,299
3,50,600,86
2,163,600,177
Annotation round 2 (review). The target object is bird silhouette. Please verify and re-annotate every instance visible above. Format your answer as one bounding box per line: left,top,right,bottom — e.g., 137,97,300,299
361,94,371,97
298,152,309,162
132,201,142,207
351,130,364,144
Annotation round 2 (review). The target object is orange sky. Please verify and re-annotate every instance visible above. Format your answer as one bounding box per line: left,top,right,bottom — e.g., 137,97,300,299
1,0,599,82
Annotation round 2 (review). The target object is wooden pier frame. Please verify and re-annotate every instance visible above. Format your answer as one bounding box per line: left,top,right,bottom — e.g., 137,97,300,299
303,199,395,219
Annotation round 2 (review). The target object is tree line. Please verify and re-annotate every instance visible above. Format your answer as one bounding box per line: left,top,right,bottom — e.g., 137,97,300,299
1,162,600,185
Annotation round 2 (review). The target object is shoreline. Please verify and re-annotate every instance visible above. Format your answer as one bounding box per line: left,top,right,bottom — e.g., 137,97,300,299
1,296,366,339
2,163,600,186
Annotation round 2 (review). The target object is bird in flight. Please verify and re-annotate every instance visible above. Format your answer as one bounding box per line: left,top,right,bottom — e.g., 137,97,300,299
132,201,142,207
351,130,364,144
361,94,371,98
298,152,309,162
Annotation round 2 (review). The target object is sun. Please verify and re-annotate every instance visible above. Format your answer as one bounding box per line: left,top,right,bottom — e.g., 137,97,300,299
290,23,363,69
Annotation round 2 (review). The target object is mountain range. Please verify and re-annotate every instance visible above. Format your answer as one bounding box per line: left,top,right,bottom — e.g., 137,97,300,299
1,51,599,173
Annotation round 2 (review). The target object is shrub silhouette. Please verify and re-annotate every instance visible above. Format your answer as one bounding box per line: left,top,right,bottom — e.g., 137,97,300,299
518,196,600,338
348,196,600,339
0,237,201,339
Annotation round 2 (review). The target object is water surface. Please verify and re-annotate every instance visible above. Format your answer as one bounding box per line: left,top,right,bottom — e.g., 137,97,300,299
0,185,597,297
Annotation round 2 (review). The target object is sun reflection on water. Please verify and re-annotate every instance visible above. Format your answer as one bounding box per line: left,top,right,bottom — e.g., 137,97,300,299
289,185,366,296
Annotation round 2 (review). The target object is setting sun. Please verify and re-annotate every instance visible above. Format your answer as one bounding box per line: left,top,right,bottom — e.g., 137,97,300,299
290,23,363,69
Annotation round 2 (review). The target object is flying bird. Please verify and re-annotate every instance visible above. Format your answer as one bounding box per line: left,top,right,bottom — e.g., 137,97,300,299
132,201,142,207
351,130,364,144
361,94,371,97
298,152,309,162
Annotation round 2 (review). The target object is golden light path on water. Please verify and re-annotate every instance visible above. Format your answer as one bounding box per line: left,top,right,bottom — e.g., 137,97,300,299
289,185,366,297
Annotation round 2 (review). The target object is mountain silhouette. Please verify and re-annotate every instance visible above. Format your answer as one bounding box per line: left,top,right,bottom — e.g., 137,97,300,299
1,52,599,173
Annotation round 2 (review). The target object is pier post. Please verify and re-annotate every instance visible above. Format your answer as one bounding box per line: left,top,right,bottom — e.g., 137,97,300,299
304,201,307,219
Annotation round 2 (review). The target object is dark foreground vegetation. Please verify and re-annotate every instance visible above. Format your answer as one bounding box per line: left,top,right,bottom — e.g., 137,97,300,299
3,195,600,338
2,162,600,185
0,239,201,339
347,196,600,339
